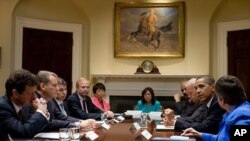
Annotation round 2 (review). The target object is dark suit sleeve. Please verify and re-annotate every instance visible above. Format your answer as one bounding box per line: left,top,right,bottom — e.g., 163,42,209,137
0,104,48,139
175,101,225,134
174,104,207,130
67,93,101,120
174,101,185,115
49,100,79,122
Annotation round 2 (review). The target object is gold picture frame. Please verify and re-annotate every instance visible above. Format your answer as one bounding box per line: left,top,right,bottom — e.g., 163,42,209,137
114,2,185,58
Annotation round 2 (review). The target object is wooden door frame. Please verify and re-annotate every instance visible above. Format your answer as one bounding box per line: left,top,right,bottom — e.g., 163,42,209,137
15,17,82,93
218,19,250,77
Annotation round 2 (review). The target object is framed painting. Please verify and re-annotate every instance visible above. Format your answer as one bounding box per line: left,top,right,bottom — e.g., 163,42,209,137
114,2,185,57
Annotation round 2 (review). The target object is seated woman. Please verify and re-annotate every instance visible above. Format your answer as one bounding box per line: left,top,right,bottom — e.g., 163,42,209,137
136,87,161,113
91,82,110,112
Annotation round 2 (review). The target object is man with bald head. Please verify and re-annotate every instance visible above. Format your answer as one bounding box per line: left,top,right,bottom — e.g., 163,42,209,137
67,77,114,120
163,76,225,134
174,78,201,117
163,78,202,119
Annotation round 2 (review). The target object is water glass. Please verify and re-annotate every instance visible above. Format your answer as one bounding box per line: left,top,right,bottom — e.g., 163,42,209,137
140,113,148,127
59,128,70,141
70,127,80,140
159,106,164,112
70,122,80,140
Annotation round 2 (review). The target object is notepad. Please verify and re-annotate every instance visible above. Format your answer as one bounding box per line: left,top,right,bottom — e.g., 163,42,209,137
152,136,191,141
96,120,105,125
170,135,189,140
148,112,162,120
124,110,142,118
156,125,174,130
34,132,59,139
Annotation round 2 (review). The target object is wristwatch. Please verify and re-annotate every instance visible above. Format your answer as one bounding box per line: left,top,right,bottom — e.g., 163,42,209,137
141,60,154,73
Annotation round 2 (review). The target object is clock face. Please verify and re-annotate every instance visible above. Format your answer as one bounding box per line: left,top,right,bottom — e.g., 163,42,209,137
141,60,154,73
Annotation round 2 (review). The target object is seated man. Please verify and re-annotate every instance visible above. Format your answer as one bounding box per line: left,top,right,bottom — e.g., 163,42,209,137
67,77,114,120
173,79,188,115
174,78,201,117
163,76,225,134
51,77,70,116
25,70,95,131
182,75,250,141
0,69,49,140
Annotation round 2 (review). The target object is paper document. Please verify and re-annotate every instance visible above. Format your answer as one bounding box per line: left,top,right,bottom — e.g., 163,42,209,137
152,136,193,141
156,125,174,130
124,110,142,118
170,135,189,140
34,132,59,139
148,112,162,120
96,120,105,125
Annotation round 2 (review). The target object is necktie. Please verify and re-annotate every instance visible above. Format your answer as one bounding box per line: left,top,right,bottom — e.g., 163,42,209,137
82,100,88,113
18,109,23,122
60,103,67,116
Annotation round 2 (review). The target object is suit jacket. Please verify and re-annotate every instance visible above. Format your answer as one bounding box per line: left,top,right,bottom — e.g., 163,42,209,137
51,98,71,116
0,95,48,140
23,92,80,131
174,100,187,115
178,101,201,117
67,92,102,120
175,96,226,134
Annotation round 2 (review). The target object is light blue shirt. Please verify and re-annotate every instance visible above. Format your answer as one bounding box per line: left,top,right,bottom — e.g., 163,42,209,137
202,101,250,141
136,100,161,113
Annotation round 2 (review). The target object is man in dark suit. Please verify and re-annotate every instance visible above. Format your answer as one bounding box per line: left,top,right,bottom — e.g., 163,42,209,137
51,77,70,116
164,78,203,119
0,69,49,140
174,78,202,117
173,79,188,115
163,76,225,134
31,70,95,131
67,77,114,120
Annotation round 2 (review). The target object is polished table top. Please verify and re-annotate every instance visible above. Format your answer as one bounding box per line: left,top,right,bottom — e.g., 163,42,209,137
16,119,195,141
80,119,195,141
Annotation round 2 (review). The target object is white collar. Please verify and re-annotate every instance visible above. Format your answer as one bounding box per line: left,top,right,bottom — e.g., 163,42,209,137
54,98,63,105
207,95,214,108
77,92,84,102
11,100,22,113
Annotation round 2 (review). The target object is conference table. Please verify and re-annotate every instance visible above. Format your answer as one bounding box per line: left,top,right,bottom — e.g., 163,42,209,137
20,118,195,141
80,118,196,141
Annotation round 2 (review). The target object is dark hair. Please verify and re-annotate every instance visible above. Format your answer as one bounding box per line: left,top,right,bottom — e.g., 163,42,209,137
58,77,67,86
215,75,247,105
5,69,38,97
93,82,106,94
197,75,215,86
141,87,156,105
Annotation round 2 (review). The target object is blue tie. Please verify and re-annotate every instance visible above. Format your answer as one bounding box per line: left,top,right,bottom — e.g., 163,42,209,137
60,103,67,116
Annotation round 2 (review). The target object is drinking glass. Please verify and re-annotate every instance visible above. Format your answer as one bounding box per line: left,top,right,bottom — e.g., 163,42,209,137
140,113,148,127
70,122,80,140
59,128,70,141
